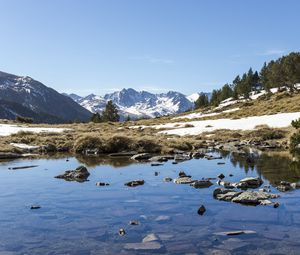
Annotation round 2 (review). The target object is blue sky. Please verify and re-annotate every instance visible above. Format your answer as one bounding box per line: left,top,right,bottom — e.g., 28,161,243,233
0,0,299,96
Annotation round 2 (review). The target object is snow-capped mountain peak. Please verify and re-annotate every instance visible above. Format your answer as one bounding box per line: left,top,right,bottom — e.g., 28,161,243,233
65,88,200,120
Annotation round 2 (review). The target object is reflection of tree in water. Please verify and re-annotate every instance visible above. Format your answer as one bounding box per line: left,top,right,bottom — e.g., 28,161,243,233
221,150,300,185
75,155,143,168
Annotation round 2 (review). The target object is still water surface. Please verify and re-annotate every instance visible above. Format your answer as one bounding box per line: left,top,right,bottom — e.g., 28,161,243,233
0,151,299,254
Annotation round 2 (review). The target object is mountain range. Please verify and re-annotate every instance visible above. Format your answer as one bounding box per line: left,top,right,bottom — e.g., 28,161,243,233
0,70,209,123
64,89,205,120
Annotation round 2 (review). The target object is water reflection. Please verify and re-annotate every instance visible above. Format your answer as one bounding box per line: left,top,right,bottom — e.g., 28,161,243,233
221,150,300,185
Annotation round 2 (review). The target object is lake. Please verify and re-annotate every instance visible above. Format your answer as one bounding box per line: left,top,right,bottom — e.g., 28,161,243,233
0,151,299,254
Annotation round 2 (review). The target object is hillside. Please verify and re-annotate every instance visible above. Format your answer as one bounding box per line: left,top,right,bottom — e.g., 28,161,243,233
0,71,92,123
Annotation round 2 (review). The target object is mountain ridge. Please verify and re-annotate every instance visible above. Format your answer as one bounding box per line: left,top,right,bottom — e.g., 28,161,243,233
65,89,209,120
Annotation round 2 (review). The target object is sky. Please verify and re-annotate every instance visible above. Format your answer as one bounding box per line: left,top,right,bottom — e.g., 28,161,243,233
0,0,299,96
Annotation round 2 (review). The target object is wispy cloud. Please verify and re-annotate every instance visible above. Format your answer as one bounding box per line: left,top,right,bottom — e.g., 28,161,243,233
130,55,175,64
258,49,286,56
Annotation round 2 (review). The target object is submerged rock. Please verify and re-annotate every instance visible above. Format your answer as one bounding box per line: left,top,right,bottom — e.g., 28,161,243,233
149,155,173,162
197,205,206,215
125,180,145,187
142,233,159,243
30,205,41,210
218,173,225,179
124,242,162,251
119,228,126,236
96,182,109,186
55,166,90,182
164,177,173,182
129,220,139,225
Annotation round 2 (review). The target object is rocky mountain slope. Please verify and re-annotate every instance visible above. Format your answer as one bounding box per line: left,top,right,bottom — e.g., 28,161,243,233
0,71,92,123
65,88,205,120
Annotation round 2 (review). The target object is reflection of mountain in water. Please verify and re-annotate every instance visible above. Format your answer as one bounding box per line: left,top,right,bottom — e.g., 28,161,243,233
220,151,300,185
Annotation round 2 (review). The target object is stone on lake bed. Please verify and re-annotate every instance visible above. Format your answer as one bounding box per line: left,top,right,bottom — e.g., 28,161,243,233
125,180,145,187
218,173,225,179
164,177,173,182
197,205,206,215
124,242,162,250
155,215,171,222
142,233,159,243
129,220,139,225
96,182,109,186
119,228,126,236
214,230,256,236
30,205,41,210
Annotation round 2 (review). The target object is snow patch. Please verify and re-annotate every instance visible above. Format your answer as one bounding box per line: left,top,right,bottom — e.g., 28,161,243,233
0,124,69,136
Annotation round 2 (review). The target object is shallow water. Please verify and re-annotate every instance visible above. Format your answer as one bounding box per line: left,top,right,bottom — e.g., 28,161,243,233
0,151,300,254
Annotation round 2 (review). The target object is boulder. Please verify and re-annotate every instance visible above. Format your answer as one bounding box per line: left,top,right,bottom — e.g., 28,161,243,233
213,188,279,206
131,153,153,160
55,166,90,182
191,180,213,188
149,155,173,162
125,180,145,187
235,177,263,189
231,191,278,205
276,181,300,192
174,176,194,184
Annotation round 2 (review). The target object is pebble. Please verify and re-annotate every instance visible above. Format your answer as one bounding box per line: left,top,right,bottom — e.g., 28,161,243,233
197,205,206,215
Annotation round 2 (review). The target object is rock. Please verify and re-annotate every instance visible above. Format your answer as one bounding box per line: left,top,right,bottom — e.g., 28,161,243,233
129,220,139,225
109,152,137,157
30,205,41,210
218,181,235,189
96,182,109,186
9,165,38,170
231,191,279,205
0,152,23,159
218,174,225,179
124,242,162,250
214,230,256,236
174,176,193,184
276,181,300,192
213,188,242,202
174,154,191,162
191,180,213,188
172,162,178,165
149,155,173,162
151,163,163,167
274,202,280,208
197,205,206,215
125,180,145,187
235,177,263,189
192,152,206,159
119,228,126,236
154,172,159,176
217,162,225,165
131,153,153,160
55,166,90,182
229,174,233,177
155,215,171,222
164,177,173,182
142,233,159,243
179,171,191,178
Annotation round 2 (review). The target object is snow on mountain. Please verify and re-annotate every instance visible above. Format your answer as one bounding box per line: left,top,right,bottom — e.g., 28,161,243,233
66,88,198,120
0,71,92,123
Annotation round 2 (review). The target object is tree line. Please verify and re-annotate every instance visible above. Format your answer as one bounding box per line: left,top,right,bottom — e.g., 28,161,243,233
195,52,300,108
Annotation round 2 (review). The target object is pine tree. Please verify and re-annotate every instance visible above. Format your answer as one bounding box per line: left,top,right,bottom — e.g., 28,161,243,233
91,112,102,123
195,93,209,109
102,100,120,122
